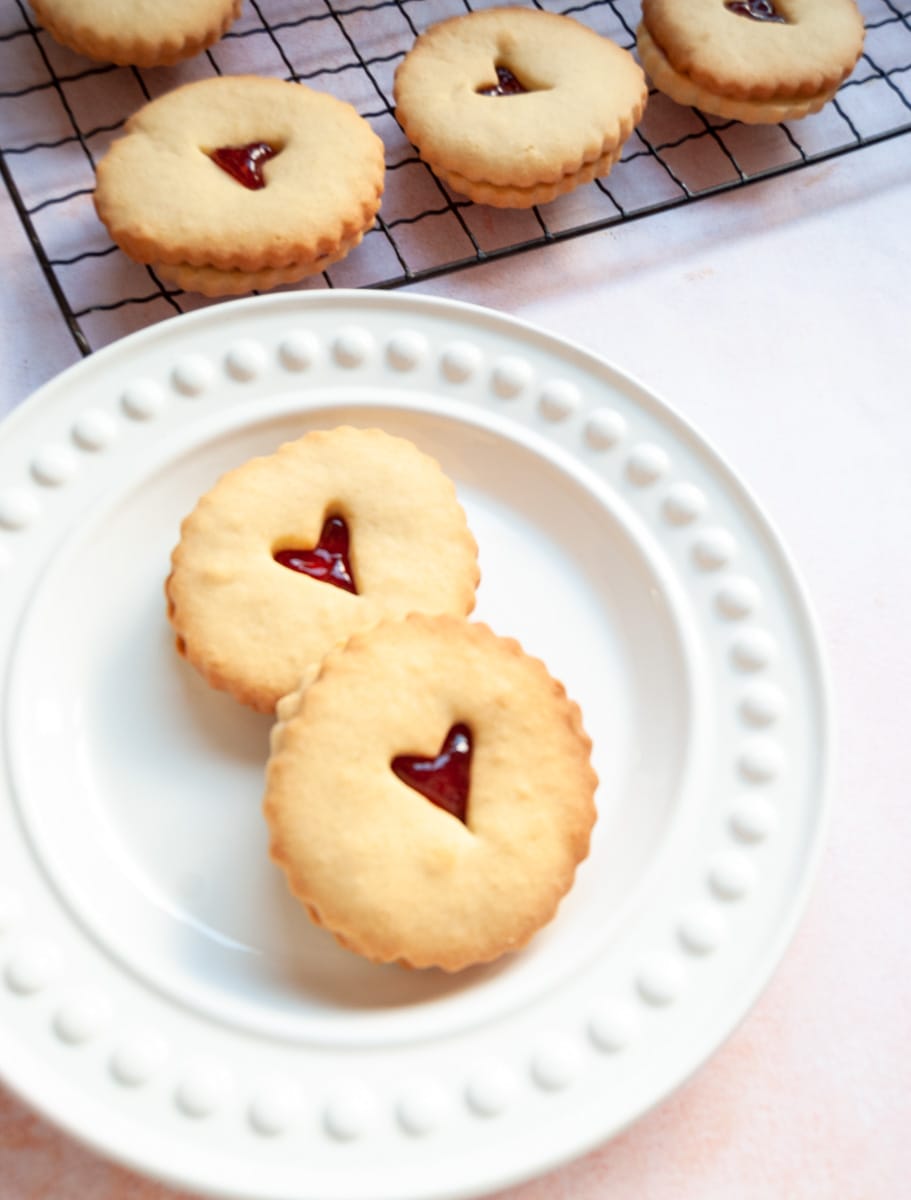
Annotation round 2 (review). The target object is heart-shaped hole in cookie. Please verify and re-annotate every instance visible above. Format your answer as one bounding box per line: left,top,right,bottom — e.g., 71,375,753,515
207,141,280,190
476,65,530,97
392,723,472,824
724,0,787,22
273,514,357,594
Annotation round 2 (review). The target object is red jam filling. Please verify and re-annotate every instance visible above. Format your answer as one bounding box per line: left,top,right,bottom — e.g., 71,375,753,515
725,0,786,22
209,142,278,190
392,724,472,824
273,515,357,594
477,66,528,97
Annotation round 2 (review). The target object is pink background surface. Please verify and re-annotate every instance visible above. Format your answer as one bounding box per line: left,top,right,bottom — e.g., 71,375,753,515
2,12,911,1197
2,864,909,1199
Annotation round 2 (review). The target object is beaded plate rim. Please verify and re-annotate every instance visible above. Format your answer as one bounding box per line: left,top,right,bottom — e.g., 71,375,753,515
0,290,831,1200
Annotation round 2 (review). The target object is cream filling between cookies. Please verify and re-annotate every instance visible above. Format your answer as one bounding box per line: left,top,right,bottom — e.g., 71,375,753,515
637,27,838,122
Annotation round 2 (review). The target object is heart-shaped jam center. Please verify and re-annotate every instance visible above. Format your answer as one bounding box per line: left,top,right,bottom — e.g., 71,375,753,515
209,142,278,190
392,724,472,824
477,66,528,97
725,0,786,22
273,515,357,593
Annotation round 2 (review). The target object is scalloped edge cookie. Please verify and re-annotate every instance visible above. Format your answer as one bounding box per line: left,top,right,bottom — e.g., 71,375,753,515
94,76,384,294
394,7,646,208
28,0,242,67
637,0,864,123
265,614,598,971
166,428,480,714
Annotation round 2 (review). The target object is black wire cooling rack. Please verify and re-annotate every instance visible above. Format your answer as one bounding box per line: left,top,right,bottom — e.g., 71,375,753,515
1,0,910,356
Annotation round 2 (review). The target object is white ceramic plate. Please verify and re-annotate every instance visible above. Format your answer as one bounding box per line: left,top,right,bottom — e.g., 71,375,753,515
0,291,829,1200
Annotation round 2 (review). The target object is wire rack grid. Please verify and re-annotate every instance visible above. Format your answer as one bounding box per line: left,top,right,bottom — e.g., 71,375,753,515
1,0,910,357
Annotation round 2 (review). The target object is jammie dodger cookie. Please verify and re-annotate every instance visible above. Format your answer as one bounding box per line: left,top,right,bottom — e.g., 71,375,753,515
264,615,598,971
393,8,647,209
93,76,385,296
637,0,865,124
166,428,480,714
28,0,241,68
